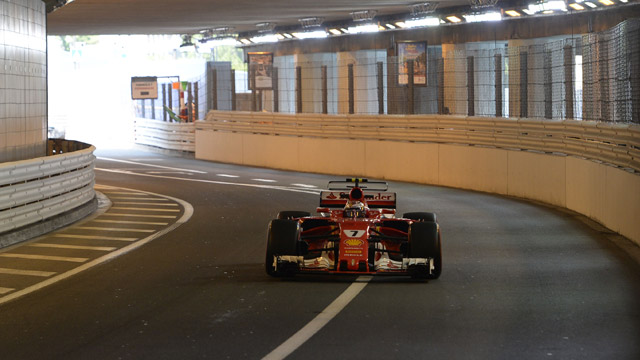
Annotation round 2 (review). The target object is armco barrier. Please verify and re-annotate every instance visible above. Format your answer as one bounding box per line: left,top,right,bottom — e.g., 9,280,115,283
196,111,640,246
134,118,195,152
0,140,96,236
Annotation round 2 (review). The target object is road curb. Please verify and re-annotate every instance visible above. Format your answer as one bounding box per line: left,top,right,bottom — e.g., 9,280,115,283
0,197,98,250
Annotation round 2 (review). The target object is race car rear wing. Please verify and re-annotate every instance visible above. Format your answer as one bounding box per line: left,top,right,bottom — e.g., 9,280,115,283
319,190,397,209
327,178,388,191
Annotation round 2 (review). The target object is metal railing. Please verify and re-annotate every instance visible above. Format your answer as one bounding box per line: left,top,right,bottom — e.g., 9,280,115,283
134,118,195,152
0,140,96,234
199,111,640,174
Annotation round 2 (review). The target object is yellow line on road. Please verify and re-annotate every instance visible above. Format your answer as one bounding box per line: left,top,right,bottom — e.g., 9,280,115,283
29,243,117,251
52,234,138,241
0,253,89,263
92,219,169,226
111,207,180,212
113,202,179,206
100,213,177,219
74,227,155,233
0,268,56,277
0,287,14,295
110,197,169,201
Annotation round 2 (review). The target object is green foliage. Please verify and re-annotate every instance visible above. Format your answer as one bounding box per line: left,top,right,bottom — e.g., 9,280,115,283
58,35,100,52
212,46,247,71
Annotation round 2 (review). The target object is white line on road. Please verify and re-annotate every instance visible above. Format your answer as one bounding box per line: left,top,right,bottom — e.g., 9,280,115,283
291,183,318,188
73,227,156,233
217,174,239,178
29,243,117,251
96,168,322,195
0,187,194,307
92,219,169,226
252,178,277,183
0,253,88,263
110,207,180,212
0,268,56,277
52,234,138,241
262,276,372,360
0,287,13,295
97,157,207,174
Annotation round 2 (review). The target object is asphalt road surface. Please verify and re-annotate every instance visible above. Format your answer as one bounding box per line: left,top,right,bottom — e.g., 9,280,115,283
1,148,639,360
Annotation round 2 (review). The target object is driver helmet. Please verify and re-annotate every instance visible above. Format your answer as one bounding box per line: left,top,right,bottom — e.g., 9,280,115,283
344,201,367,218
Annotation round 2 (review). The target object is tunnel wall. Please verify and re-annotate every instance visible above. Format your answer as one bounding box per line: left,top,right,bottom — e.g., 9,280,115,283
196,127,640,247
0,0,47,162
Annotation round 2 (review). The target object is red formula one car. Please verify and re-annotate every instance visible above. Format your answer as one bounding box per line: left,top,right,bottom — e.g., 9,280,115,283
265,178,442,279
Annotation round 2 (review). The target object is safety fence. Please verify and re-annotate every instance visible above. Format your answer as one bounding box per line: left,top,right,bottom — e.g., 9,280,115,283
134,73,209,123
199,111,640,174
137,19,639,125
0,140,96,235
134,118,195,152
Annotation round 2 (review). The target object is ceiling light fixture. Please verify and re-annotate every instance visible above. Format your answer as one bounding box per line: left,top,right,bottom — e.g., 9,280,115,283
351,10,378,22
463,11,502,22
298,17,325,28
409,2,440,17
292,30,328,39
445,15,462,23
404,16,441,27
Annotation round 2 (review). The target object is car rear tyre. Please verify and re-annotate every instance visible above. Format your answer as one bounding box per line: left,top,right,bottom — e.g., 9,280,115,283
408,221,442,279
403,212,437,223
266,219,300,277
277,211,311,220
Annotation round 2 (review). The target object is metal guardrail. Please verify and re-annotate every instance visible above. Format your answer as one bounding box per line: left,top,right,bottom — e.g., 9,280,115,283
0,140,96,234
134,118,195,152
198,111,640,174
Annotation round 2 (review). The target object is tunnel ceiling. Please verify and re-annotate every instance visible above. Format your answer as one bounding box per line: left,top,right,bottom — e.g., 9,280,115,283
45,0,473,35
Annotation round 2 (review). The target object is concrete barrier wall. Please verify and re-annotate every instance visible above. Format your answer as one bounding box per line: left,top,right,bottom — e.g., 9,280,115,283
196,130,640,246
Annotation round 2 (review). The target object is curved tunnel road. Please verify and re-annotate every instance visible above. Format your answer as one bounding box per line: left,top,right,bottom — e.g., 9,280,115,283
0,148,638,360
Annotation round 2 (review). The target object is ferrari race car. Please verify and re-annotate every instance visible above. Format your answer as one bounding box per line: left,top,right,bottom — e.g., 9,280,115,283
265,178,442,279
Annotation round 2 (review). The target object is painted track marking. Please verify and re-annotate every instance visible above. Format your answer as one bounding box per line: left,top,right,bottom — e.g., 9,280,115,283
0,186,193,306
52,234,139,241
73,227,156,233
92,219,169,226
99,213,177,219
97,157,207,174
0,268,56,277
29,243,117,251
262,276,372,360
0,253,88,263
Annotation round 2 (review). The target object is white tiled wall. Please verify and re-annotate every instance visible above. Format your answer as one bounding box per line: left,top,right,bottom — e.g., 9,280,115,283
0,0,47,163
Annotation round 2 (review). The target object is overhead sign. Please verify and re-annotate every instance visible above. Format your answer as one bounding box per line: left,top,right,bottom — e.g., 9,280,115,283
131,76,158,99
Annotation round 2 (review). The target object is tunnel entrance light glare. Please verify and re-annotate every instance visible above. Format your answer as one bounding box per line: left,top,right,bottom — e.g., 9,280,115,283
463,12,502,22
199,37,238,50
292,30,328,39
347,24,380,34
329,28,343,35
250,34,280,43
568,3,586,10
527,1,568,13
598,0,614,5
583,1,598,7
505,10,521,16
404,17,440,28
